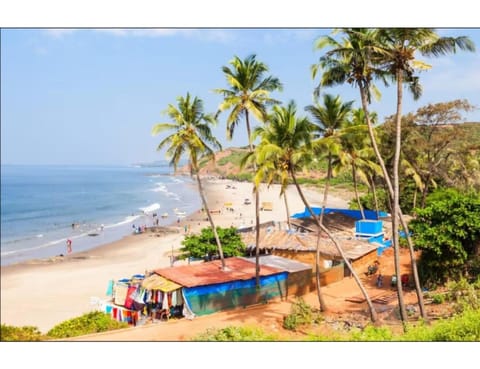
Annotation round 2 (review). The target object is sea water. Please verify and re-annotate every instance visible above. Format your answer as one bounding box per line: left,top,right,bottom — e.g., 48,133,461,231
1,164,201,266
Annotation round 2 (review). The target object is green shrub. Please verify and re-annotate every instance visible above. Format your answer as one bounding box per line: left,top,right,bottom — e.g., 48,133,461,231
193,325,277,341
401,308,480,341
283,298,322,331
46,311,128,339
432,294,446,304
180,226,246,260
410,188,480,286
1,324,46,342
349,325,395,341
446,278,480,313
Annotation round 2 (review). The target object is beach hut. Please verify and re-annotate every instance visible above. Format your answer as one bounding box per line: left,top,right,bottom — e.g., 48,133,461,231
103,272,187,325
241,255,313,297
154,257,288,316
140,273,186,319
240,216,381,284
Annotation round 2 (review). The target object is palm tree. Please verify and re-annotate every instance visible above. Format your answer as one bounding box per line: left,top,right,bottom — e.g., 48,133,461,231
215,54,283,286
255,101,378,321
152,93,226,270
247,154,293,230
305,94,353,224
376,28,476,321
339,121,382,220
313,28,417,321
345,109,383,218
315,28,476,322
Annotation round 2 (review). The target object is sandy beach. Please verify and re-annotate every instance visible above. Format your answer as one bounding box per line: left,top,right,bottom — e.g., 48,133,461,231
0,177,352,333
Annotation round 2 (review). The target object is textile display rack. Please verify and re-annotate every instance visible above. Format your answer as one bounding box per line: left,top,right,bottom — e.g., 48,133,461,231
104,272,186,326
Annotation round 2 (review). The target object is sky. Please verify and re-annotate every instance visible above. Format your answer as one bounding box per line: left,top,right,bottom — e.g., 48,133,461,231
1,4,480,166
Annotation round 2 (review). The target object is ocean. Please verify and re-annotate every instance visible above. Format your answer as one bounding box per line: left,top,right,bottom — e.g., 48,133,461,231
0,164,201,266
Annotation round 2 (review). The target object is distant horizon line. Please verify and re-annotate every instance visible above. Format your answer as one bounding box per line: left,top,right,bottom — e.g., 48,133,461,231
0,161,175,167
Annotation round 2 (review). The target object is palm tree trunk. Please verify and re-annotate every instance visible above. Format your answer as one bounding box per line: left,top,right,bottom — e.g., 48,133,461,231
283,191,291,230
290,168,377,322
315,229,328,311
412,186,417,210
352,163,366,220
320,154,332,224
245,111,261,288
369,174,380,219
392,70,407,323
358,84,426,320
194,166,226,269
420,184,429,209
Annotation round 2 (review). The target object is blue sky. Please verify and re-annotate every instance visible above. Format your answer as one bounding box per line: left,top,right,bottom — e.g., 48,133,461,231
2,28,480,165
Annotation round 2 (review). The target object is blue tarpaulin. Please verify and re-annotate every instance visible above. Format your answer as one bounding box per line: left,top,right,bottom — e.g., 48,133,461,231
291,207,388,220
183,272,288,316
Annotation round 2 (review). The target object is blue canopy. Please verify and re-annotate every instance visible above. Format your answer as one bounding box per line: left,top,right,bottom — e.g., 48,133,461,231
291,207,388,220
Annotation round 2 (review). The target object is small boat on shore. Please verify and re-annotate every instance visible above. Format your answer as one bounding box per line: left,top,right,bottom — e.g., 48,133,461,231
173,208,187,216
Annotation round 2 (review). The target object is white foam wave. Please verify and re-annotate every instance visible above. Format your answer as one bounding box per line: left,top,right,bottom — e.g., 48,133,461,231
107,214,143,228
166,192,181,201
151,183,167,193
139,203,161,213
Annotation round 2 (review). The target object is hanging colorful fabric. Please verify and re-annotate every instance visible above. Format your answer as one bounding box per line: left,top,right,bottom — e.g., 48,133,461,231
124,286,137,309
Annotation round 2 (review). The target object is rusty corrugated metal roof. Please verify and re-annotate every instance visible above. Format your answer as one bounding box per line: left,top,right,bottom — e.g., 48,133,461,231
154,257,283,288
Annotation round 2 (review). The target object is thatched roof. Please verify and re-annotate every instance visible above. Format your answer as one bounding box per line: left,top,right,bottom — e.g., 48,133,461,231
241,225,377,261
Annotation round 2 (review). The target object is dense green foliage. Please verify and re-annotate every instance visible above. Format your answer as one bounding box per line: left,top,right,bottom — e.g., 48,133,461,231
358,187,390,211
2,311,128,341
409,188,480,286
46,311,128,339
1,324,46,341
193,325,279,341
283,298,323,331
179,226,246,260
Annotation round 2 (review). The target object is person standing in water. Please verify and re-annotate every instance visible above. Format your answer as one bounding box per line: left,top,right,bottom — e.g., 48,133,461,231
66,239,72,254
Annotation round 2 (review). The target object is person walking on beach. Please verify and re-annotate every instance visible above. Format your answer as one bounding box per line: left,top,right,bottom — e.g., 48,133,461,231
66,239,72,254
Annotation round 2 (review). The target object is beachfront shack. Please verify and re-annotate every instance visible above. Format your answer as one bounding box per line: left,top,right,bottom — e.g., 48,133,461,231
241,255,313,297
240,212,381,284
153,257,288,316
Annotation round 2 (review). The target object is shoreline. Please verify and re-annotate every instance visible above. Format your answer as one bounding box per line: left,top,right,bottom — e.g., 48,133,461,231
0,169,201,267
0,177,352,333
